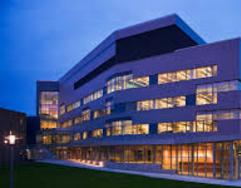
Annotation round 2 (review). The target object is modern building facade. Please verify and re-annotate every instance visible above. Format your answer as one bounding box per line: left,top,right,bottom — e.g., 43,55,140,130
36,14,241,180
0,108,26,163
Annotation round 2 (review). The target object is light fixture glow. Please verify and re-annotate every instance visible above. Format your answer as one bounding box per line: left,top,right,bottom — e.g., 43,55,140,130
5,131,17,145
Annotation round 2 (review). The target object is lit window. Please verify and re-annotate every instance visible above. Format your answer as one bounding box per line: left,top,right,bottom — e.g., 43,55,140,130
106,127,111,136
61,119,73,128
39,91,58,119
92,129,103,138
129,76,149,88
196,84,217,105
168,72,177,82
105,120,148,136
106,74,148,94
214,80,240,92
93,110,101,119
137,100,154,111
123,124,149,135
158,123,171,133
60,105,65,115
196,113,213,121
74,117,81,125
197,109,241,121
158,65,217,85
158,73,169,84
196,80,241,106
55,134,71,144
112,125,122,135
158,121,216,134
174,96,186,107
173,122,188,133
165,96,186,109
82,132,88,140
176,70,188,81
42,135,52,144
105,101,112,115
195,66,213,79
66,101,80,112
83,89,103,105
155,98,168,109
81,109,90,122
40,120,57,129
74,133,81,141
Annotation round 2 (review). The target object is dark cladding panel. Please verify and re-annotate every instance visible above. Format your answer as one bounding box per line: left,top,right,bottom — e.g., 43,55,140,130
74,56,116,89
116,25,198,63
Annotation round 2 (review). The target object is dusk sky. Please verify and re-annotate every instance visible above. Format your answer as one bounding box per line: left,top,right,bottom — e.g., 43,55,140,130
0,0,241,115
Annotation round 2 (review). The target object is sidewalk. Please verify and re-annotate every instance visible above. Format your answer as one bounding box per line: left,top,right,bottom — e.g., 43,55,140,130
37,159,241,187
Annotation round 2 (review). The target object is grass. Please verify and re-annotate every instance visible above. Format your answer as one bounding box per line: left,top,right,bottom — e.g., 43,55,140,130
0,162,233,188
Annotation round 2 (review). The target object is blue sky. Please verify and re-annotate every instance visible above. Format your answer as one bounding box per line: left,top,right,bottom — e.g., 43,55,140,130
0,0,241,115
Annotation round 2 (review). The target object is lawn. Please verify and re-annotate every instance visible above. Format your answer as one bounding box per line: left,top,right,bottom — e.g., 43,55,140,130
0,162,232,188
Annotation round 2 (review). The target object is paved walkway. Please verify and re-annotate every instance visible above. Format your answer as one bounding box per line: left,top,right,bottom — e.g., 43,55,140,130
37,159,241,187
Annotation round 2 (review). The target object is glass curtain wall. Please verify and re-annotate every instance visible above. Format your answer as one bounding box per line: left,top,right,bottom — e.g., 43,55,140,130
63,141,239,179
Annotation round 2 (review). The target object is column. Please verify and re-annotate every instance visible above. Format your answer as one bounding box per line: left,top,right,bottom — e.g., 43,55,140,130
229,143,234,180
212,143,216,178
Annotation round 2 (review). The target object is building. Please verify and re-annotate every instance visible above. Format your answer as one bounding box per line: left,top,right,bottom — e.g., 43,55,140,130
0,108,26,163
26,116,40,146
36,14,241,180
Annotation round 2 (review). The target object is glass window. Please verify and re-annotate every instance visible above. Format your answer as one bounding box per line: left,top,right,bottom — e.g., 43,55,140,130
168,72,177,82
42,135,52,144
74,133,81,141
158,121,216,134
158,65,217,85
61,119,73,128
158,123,169,133
197,80,241,106
155,98,168,109
137,100,154,111
112,124,122,135
105,120,148,136
39,91,58,119
158,73,169,84
82,132,88,140
92,129,103,138
55,134,71,144
173,122,187,133
66,101,80,112
123,124,149,135
196,113,213,121
60,105,65,115
136,124,149,134
214,81,239,93
195,66,213,79
106,74,149,94
93,110,101,119
106,127,111,136
197,110,241,121
83,89,103,105
196,84,217,105
40,120,57,129
138,96,186,111
81,109,90,122
129,76,149,88
176,70,188,81
74,117,81,125
174,96,186,107
167,98,174,108
105,101,112,115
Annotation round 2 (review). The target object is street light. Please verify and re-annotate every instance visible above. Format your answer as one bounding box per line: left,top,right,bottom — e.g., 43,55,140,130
5,131,17,188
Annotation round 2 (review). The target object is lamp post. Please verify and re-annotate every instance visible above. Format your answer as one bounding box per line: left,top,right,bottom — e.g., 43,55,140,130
5,131,16,188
